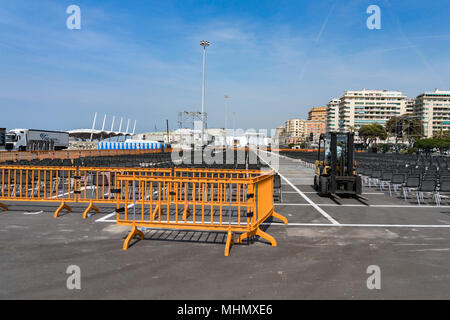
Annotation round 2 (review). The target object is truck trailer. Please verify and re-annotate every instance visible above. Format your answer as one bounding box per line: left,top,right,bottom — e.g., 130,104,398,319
5,129,69,151
0,128,5,151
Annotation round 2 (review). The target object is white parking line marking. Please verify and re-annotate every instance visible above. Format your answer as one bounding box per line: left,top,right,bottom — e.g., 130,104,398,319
267,222,450,228
95,212,116,222
282,191,384,195
23,211,44,215
258,150,340,225
94,218,450,229
275,203,450,208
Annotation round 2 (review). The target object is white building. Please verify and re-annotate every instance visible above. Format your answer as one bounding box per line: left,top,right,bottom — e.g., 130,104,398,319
326,98,340,132
285,119,305,138
338,89,406,134
405,98,415,114
414,89,450,137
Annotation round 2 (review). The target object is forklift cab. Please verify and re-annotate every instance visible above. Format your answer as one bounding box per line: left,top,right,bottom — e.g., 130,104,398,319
314,132,362,197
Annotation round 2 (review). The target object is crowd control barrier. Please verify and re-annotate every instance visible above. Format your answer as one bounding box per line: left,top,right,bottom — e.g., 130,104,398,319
0,165,287,256
115,171,288,256
0,148,172,163
0,166,173,217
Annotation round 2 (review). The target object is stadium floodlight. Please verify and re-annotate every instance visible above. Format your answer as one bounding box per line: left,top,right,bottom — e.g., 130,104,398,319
200,40,210,146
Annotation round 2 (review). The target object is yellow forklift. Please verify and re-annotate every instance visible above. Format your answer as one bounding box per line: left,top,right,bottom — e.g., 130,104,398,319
313,132,362,197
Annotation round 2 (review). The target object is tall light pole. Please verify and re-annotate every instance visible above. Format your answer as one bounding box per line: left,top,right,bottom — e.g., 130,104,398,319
224,95,229,146
200,40,210,146
224,95,229,130
232,111,236,146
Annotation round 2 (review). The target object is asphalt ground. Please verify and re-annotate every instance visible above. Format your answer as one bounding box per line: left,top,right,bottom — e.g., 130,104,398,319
1,153,450,299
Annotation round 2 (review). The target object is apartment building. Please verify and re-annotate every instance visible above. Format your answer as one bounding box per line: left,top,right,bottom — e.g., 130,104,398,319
338,89,406,134
405,99,415,114
326,98,340,132
285,119,305,139
414,89,450,138
285,117,325,143
305,120,326,141
308,106,327,121
274,126,289,145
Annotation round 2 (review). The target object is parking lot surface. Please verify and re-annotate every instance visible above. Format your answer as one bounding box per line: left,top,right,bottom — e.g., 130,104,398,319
1,154,450,299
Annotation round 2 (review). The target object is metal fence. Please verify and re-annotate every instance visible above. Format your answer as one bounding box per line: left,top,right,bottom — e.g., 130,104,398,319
115,171,287,256
0,148,172,163
0,165,287,256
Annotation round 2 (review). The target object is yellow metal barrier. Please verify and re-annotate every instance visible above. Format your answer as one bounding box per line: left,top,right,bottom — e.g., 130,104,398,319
0,165,172,217
174,167,264,179
0,166,78,203
115,172,288,256
0,149,172,163
76,167,172,218
0,165,287,255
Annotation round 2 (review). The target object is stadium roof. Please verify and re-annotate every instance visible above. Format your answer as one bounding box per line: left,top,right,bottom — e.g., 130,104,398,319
68,129,131,141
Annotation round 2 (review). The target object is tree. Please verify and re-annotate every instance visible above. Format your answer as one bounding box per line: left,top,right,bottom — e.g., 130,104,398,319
386,114,424,145
358,123,387,148
403,114,424,144
385,116,403,139
414,138,450,154
433,130,450,140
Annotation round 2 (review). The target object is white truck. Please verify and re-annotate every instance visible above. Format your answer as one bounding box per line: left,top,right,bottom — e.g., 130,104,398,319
5,129,69,151
0,128,5,151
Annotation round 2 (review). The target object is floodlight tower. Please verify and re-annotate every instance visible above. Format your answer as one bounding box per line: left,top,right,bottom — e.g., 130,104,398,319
200,40,210,146
224,95,229,146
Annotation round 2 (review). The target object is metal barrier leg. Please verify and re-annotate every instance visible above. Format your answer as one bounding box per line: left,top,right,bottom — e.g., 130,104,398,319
123,224,145,250
272,211,288,224
255,228,277,247
0,203,8,212
236,231,255,244
224,229,234,257
151,205,161,221
82,201,100,219
237,227,277,247
182,206,190,221
54,201,72,218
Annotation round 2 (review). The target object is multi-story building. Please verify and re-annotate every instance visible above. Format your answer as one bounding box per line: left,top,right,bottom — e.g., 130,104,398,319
274,126,289,146
414,89,450,137
308,106,327,121
305,120,326,141
326,98,340,132
285,117,325,143
338,89,406,134
285,119,305,139
405,99,415,114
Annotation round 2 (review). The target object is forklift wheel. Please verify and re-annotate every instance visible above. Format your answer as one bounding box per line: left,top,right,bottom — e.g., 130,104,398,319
319,176,329,196
355,175,362,195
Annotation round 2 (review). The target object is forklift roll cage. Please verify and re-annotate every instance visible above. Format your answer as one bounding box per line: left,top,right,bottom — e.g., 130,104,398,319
315,132,361,196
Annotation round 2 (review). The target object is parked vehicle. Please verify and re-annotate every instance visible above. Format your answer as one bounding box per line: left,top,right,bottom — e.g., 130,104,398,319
5,129,69,151
0,128,5,151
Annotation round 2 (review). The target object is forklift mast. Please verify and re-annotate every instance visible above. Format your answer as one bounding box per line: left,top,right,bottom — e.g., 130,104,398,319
315,132,361,197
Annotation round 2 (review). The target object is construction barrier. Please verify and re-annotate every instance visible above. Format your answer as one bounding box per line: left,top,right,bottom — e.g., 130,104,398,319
0,148,172,163
0,165,287,255
0,166,271,214
115,171,288,256
0,165,173,217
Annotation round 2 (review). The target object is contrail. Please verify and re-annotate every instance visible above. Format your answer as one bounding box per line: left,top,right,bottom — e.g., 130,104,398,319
315,0,339,43
299,0,339,80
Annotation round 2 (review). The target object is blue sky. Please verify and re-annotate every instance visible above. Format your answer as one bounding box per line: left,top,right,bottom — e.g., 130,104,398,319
1,0,450,132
